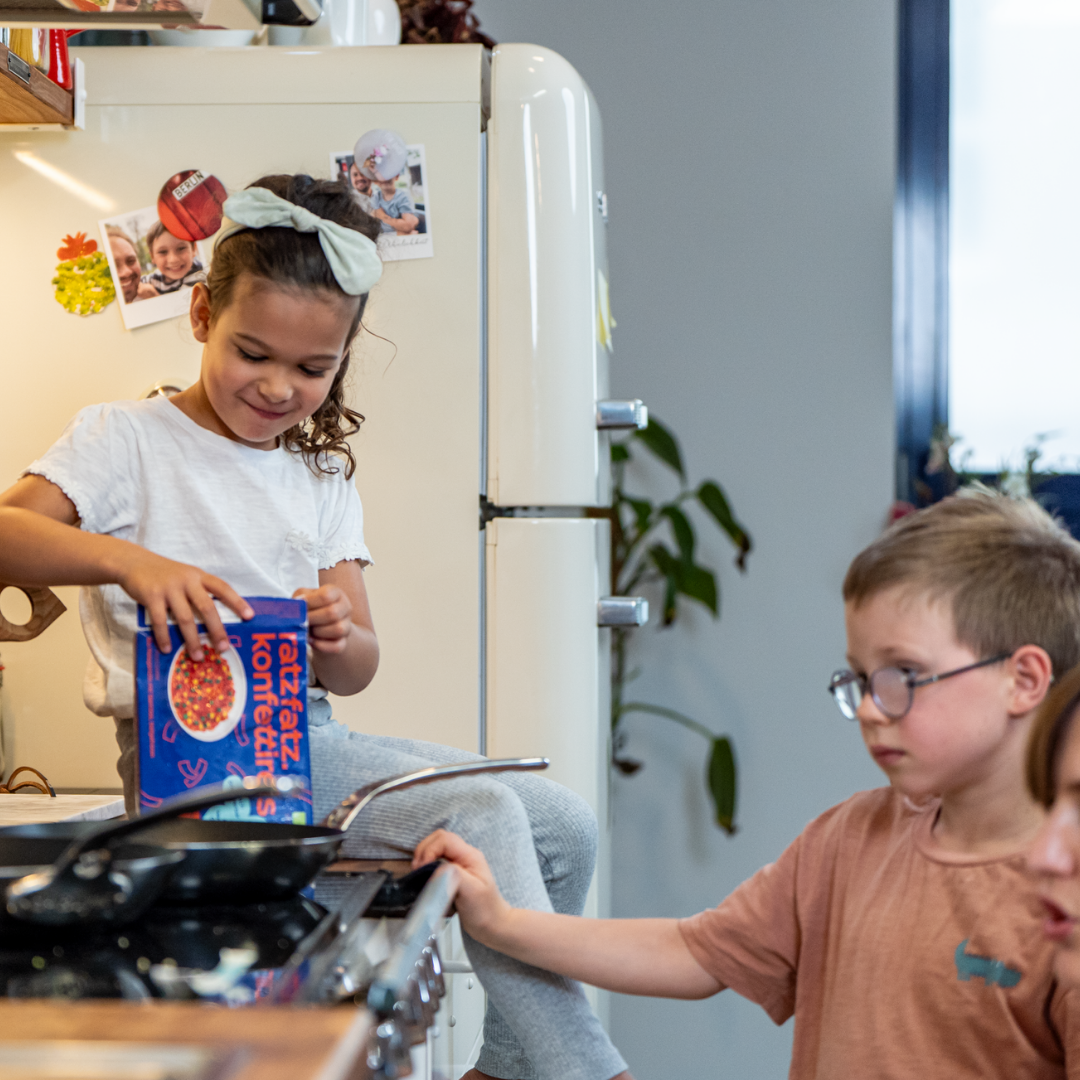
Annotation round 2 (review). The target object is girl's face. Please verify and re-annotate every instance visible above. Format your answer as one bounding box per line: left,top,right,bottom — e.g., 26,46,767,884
152,231,195,281
188,274,358,450
1028,713,1080,987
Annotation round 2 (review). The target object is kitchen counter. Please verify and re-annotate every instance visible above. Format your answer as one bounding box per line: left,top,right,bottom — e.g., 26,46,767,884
0,999,372,1080
0,793,125,826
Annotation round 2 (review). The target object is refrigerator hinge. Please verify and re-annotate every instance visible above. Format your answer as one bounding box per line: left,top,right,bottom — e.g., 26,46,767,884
479,496,512,528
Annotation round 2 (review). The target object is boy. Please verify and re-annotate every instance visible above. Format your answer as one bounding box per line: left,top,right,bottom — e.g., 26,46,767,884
141,220,206,295
418,491,1080,1077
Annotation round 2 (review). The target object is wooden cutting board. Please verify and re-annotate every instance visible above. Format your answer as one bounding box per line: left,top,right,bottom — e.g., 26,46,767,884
0,999,371,1080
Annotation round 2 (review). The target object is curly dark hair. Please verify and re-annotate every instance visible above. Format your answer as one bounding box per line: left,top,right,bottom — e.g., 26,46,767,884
206,173,381,480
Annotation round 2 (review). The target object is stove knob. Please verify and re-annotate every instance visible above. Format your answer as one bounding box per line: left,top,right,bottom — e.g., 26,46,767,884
367,1019,409,1079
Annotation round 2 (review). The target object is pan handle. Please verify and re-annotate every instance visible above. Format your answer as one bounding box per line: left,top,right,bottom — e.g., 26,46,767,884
322,757,549,833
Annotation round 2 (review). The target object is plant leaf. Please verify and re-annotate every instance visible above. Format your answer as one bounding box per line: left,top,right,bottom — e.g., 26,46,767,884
660,504,695,562
648,544,681,625
626,497,653,536
697,481,752,570
611,443,630,463
707,736,737,834
680,562,718,616
634,418,684,479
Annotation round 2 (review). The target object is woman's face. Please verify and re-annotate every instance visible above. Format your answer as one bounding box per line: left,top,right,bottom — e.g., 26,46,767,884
1028,712,1080,985
109,235,141,303
151,231,195,282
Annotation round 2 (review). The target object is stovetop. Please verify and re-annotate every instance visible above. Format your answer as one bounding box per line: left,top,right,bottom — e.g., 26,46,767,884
0,861,457,1079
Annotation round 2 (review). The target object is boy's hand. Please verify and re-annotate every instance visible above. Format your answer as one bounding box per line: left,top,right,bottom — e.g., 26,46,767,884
413,829,511,942
136,282,159,299
293,584,352,654
118,549,252,661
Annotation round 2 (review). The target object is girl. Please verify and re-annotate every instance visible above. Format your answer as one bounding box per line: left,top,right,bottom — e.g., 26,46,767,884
0,175,630,1080
1027,665,1080,988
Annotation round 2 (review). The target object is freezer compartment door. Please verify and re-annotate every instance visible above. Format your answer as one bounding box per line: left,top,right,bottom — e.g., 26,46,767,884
485,517,611,920
487,44,613,507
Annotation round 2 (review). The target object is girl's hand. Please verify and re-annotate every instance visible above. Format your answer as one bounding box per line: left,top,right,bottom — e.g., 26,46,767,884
118,549,253,661
293,584,353,654
412,829,511,941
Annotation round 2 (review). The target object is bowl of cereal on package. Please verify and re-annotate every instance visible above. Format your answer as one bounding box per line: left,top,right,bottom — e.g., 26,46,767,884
167,637,247,743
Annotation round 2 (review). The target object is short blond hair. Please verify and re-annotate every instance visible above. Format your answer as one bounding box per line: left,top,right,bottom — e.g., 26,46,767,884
843,490,1080,677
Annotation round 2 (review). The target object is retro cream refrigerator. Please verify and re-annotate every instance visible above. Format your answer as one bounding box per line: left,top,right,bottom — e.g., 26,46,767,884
0,40,648,1074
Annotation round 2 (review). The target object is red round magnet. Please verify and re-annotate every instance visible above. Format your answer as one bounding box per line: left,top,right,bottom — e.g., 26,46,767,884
157,170,228,242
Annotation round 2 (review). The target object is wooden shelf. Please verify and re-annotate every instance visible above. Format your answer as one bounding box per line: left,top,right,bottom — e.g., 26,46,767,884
0,41,73,126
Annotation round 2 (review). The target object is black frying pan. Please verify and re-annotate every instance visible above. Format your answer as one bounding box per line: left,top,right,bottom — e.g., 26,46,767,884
1,778,288,925
0,758,548,910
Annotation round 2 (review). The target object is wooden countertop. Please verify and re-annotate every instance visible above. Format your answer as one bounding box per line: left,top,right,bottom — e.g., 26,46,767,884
0,1000,371,1080
0,794,125,826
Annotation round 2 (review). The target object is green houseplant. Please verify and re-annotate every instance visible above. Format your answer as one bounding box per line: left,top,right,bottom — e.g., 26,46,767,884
601,418,751,834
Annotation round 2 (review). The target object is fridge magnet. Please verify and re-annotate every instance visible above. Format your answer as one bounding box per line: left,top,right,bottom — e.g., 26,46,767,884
157,169,228,242
98,205,212,331
331,127,433,263
51,231,116,316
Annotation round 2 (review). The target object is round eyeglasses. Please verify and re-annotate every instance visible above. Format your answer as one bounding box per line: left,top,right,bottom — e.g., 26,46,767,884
828,653,1012,721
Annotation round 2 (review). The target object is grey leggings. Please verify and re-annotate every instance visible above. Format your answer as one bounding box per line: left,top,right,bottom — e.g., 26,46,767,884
114,710,626,1080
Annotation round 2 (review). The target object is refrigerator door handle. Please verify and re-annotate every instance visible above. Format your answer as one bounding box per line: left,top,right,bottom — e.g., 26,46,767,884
597,597,649,627
596,399,648,431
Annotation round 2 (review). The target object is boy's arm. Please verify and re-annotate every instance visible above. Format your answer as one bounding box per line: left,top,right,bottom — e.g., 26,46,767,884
413,830,724,1000
0,475,251,658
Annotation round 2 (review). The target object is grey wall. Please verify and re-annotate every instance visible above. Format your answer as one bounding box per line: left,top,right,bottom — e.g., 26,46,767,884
473,1,896,1076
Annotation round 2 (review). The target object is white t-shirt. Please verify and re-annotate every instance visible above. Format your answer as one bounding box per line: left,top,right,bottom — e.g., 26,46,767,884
25,396,372,720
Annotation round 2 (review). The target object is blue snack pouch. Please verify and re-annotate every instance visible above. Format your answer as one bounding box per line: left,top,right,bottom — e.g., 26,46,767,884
135,596,311,824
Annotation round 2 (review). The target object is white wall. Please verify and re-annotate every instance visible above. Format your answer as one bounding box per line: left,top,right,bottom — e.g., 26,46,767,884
473,2,896,1076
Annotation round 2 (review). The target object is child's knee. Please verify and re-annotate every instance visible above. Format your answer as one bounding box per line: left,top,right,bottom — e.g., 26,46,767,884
450,776,533,846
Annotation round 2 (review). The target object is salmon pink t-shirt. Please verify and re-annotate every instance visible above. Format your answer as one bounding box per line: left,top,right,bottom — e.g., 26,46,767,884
680,788,1080,1078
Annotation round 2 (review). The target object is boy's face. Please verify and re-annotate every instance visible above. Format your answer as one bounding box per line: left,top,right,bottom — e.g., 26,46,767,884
844,587,1019,801
152,231,195,282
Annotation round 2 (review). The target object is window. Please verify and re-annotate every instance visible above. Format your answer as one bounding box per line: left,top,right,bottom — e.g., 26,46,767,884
896,0,1080,525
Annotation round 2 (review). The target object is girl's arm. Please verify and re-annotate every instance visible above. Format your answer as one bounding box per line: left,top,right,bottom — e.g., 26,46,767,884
294,559,378,696
0,475,252,659
413,830,724,1001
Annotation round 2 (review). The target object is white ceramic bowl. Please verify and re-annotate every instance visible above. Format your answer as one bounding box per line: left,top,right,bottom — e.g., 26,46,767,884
149,29,257,46
167,637,247,743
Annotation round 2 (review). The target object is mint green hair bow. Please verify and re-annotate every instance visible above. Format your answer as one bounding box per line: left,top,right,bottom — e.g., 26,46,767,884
214,187,382,296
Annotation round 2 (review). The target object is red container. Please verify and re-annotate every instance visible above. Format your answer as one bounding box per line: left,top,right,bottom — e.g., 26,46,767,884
47,29,71,90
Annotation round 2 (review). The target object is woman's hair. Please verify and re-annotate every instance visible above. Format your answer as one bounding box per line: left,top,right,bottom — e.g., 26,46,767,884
146,219,192,252
207,174,381,479
1027,664,1080,807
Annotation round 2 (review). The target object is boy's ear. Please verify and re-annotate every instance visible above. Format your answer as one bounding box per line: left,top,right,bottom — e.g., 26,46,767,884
190,283,211,343
1008,645,1054,716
